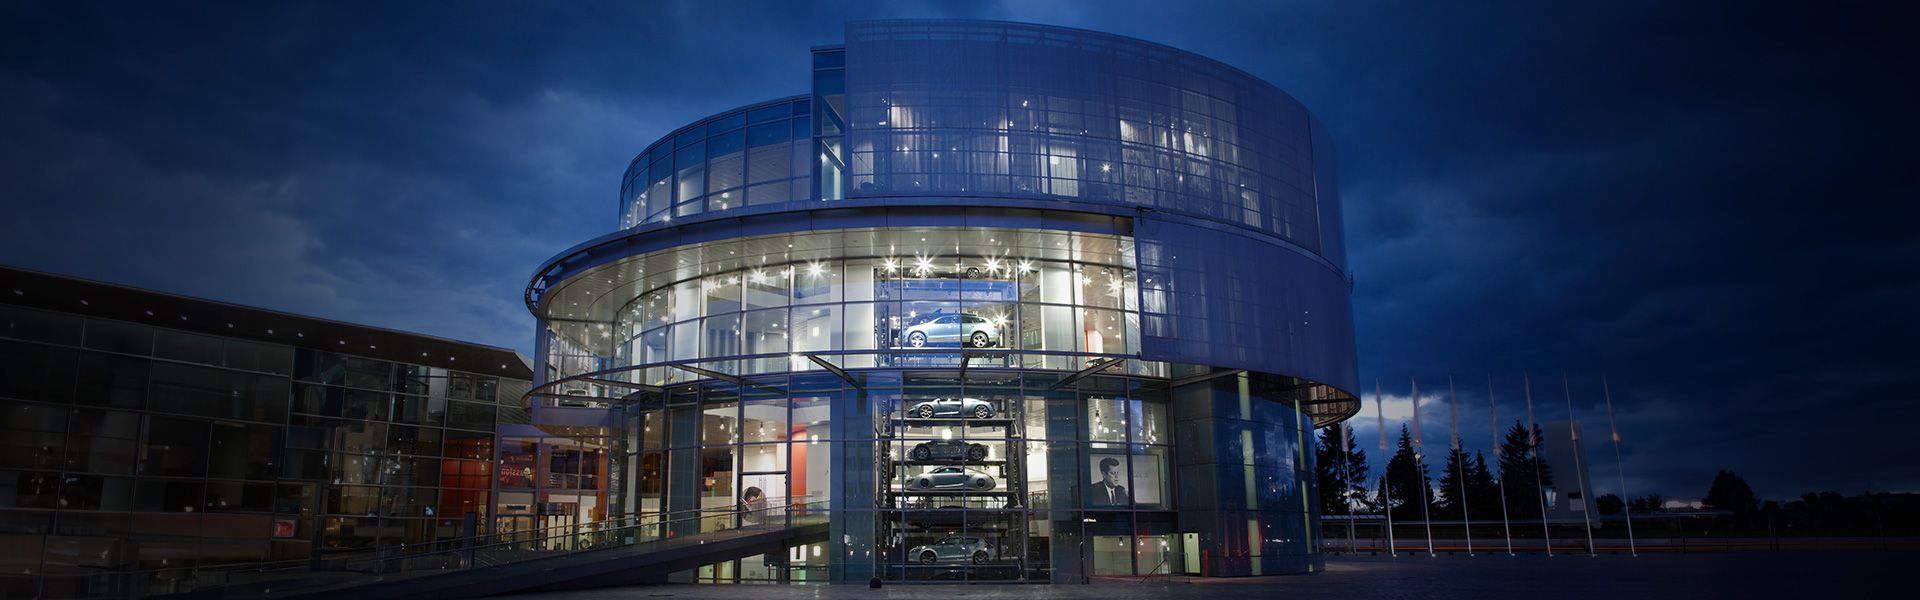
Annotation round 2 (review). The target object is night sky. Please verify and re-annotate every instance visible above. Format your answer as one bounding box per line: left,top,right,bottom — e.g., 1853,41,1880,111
1,1,1912,503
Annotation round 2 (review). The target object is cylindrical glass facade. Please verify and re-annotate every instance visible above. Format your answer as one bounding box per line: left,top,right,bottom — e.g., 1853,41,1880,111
526,19,1356,584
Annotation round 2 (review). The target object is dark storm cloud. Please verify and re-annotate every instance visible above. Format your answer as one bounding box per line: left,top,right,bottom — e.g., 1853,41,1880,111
1,1,1911,500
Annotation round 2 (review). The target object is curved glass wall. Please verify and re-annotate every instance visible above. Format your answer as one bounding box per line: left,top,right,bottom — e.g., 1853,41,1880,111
611,23,1346,273
843,20,1336,261
538,227,1148,391
618,97,814,229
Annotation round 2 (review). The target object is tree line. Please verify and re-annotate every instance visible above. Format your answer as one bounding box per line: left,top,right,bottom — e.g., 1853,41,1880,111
1316,421,1573,521
1319,431,1920,536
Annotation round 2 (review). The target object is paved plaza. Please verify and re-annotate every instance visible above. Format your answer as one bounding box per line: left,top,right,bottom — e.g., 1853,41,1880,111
501,551,1910,599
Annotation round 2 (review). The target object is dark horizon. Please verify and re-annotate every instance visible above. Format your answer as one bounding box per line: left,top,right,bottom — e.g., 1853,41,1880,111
2,1,1913,503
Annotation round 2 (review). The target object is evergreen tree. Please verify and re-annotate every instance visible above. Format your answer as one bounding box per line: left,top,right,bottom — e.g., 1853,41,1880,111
1315,428,1343,515
1434,443,1473,520
1382,425,1433,521
1466,451,1504,521
1497,420,1554,519
1345,429,1373,512
1314,425,1371,515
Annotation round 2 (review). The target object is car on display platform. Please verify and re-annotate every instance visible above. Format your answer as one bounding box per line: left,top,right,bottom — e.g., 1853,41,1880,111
909,535,995,565
909,439,989,462
896,312,1001,348
908,397,997,419
904,466,996,491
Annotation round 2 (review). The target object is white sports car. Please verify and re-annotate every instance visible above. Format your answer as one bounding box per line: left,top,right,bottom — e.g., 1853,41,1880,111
909,535,995,564
904,466,996,491
908,397,996,419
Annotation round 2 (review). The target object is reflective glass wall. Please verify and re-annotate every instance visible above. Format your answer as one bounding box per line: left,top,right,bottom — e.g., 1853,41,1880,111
842,20,1334,261
618,97,814,229
0,305,528,598
609,22,1346,274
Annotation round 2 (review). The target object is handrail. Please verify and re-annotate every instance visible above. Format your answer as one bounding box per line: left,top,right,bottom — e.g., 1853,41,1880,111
528,347,1153,403
140,504,738,580
136,498,828,597
1137,555,1170,582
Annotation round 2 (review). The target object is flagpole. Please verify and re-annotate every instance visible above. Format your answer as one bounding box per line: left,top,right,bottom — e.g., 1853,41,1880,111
1603,376,1637,557
1375,379,1395,557
1343,424,1357,554
1412,377,1435,557
1564,374,1597,556
1524,373,1552,556
1489,374,1513,555
1450,376,1473,555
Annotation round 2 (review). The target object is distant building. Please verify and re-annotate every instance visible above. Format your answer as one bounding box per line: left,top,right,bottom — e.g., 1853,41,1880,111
0,265,532,599
1537,421,1598,524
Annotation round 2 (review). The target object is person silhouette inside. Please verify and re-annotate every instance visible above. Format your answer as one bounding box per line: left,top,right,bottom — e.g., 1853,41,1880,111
1091,457,1131,507
740,486,766,526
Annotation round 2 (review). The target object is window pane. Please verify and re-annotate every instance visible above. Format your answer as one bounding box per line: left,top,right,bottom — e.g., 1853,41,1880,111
743,266,790,310
153,330,222,365
82,320,152,355
0,305,82,345
140,416,209,477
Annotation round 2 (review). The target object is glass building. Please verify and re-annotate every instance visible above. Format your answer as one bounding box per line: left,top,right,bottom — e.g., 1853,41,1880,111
0,265,532,598
526,20,1360,583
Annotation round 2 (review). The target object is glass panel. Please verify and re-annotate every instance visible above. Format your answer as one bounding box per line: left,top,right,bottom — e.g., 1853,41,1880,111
0,305,82,344
676,143,706,204
742,309,787,372
789,305,838,357
744,266,790,310
704,273,742,316
792,260,840,304
140,417,209,477
702,314,742,360
710,112,746,133
742,396,787,444
153,330,223,365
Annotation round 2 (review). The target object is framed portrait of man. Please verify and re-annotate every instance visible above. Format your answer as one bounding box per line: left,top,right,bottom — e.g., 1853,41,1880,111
1087,452,1165,508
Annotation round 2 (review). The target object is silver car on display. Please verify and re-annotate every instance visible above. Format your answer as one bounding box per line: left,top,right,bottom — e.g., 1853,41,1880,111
896,312,1001,348
904,466,996,492
908,535,995,565
908,397,996,419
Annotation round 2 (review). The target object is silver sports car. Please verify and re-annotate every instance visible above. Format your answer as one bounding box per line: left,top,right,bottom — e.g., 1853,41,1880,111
908,535,995,564
896,312,1001,348
908,397,996,419
904,466,996,491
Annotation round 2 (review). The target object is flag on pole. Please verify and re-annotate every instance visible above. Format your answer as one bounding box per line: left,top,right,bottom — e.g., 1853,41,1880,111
1375,379,1388,451
1523,374,1539,447
1448,376,1461,450
1604,378,1622,443
1490,374,1503,459
1410,378,1423,449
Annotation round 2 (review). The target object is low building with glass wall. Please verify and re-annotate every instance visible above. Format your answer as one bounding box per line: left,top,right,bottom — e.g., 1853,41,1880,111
525,20,1361,583
0,265,532,598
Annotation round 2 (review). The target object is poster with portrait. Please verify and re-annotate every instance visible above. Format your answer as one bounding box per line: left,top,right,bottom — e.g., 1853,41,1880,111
1086,452,1165,508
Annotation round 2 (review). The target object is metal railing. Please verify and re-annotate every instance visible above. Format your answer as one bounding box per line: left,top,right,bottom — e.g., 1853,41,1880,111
133,499,826,598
